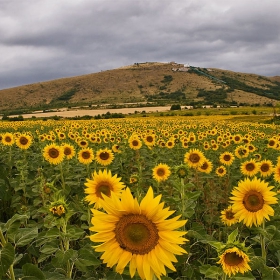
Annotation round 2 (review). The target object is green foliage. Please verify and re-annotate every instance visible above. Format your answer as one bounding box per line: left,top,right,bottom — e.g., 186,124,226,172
161,75,173,84
52,88,77,102
170,104,181,110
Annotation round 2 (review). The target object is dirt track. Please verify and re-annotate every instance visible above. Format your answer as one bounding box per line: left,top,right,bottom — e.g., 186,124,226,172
9,106,171,119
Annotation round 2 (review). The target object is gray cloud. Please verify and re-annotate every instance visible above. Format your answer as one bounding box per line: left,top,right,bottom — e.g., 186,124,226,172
1,0,280,90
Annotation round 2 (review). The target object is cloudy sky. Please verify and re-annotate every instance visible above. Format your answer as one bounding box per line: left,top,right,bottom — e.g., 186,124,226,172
1,0,280,90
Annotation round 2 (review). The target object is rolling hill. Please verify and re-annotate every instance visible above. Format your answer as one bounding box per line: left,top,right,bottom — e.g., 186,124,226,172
0,61,280,113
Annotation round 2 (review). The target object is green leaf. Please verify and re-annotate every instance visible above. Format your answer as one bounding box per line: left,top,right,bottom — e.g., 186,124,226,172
74,247,100,271
14,227,38,247
185,190,201,200
262,266,280,280
231,271,256,280
40,243,59,255
22,263,46,280
227,228,239,244
249,256,265,271
44,271,72,280
63,226,85,240
199,265,222,279
0,242,15,277
51,249,78,268
2,214,29,232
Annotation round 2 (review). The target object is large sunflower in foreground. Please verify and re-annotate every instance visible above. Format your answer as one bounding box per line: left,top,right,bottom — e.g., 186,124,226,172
152,163,171,182
217,247,251,277
230,177,278,227
84,169,125,208
43,144,64,165
89,187,188,280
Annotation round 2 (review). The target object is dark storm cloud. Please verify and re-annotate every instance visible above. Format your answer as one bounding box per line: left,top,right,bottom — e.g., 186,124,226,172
0,0,280,90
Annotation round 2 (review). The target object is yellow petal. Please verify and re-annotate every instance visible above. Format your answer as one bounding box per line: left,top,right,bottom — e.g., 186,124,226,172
116,250,132,274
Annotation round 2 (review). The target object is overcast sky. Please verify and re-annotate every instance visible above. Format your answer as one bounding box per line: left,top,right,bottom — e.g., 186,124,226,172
1,0,280,90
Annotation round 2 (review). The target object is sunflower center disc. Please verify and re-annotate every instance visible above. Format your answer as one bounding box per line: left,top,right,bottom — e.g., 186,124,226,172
82,151,90,159
97,184,112,198
243,190,264,212
157,168,165,176
201,162,208,170
115,214,159,255
64,147,71,155
132,140,139,146
245,163,255,171
225,210,234,220
20,137,28,145
146,136,153,142
189,153,200,163
224,252,243,266
49,148,59,158
224,155,231,161
100,152,109,160
5,137,12,142
261,164,269,172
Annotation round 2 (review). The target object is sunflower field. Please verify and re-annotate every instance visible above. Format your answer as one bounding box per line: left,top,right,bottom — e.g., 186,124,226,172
0,115,280,280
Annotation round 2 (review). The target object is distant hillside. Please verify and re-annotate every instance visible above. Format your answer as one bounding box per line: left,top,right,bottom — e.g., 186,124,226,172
0,62,280,112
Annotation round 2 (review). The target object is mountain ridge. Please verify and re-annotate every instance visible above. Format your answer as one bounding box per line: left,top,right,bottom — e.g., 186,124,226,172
0,62,279,112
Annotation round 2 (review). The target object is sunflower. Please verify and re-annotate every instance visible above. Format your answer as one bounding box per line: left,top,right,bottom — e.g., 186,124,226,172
230,177,278,227
2,132,14,146
217,247,251,277
78,148,95,165
84,169,125,208
128,136,142,150
62,143,76,160
143,134,156,147
175,165,188,178
220,206,238,226
219,152,235,166
197,159,213,174
15,134,32,150
43,144,64,165
112,144,121,153
184,148,205,168
267,138,277,148
165,138,175,149
232,134,243,144
240,159,259,177
273,163,280,183
89,187,188,280
49,204,66,217
78,139,88,148
258,159,274,177
234,145,249,159
216,166,227,177
129,174,139,185
96,148,114,166
152,163,171,182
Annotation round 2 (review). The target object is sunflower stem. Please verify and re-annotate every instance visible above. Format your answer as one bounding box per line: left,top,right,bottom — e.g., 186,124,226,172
59,163,65,190
180,178,185,230
221,272,227,280
0,229,15,280
261,221,266,263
